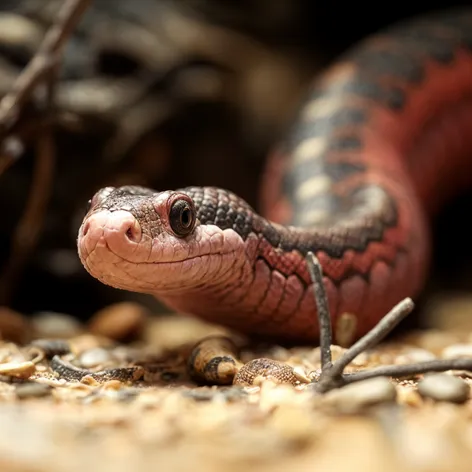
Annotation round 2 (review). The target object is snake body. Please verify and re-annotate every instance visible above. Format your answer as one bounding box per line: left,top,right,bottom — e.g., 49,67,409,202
78,9,472,344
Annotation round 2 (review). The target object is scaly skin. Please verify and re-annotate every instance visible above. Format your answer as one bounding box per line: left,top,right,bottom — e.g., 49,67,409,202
78,9,472,344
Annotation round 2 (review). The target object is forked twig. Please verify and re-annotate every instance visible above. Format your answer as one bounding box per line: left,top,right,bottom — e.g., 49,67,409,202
305,251,472,394
329,297,414,378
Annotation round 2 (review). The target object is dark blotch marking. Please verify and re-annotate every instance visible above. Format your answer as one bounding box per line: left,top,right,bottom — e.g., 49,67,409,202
393,10,472,55
382,24,457,64
291,160,367,185
434,13,472,51
305,107,369,132
262,185,399,260
186,345,201,377
202,356,237,380
352,48,425,83
284,128,365,201
335,78,405,111
289,107,368,150
182,184,399,262
283,160,367,216
326,160,366,181
327,134,363,152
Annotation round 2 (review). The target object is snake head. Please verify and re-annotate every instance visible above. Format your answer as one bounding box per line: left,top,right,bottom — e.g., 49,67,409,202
77,185,247,294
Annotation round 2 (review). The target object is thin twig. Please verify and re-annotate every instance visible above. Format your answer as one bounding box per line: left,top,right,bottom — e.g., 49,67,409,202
343,358,472,384
329,297,414,378
305,252,472,394
306,251,332,370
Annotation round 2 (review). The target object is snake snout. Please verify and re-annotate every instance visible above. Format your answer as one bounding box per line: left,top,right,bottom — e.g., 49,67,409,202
103,212,143,247
79,210,143,259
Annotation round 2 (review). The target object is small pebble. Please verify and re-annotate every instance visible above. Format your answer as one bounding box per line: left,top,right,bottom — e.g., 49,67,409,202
425,294,472,331
265,345,291,361
441,344,472,360
182,388,219,402
32,311,83,338
0,13,45,48
396,385,423,407
219,386,248,401
411,330,459,354
115,388,140,402
394,348,436,365
15,382,52,399
181,386,246,403
69,334,113,355
320,377,397,413
101,380,124,390
0,361,36,379
144,315,228,349
417,374,470,404
88,302,149,342
79,347,112,368
0,307,32,344
268,404,316,445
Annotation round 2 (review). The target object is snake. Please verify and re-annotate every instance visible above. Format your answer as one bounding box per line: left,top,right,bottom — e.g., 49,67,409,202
77,8,472,345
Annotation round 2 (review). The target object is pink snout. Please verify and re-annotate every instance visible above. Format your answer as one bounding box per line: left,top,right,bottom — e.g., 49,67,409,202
79,210,142,258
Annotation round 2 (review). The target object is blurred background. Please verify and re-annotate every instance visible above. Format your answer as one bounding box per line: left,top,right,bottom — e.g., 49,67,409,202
1,0,472,326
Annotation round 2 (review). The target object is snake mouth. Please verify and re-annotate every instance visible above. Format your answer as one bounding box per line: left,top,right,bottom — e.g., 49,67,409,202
101,241,235,266
79,228,242,294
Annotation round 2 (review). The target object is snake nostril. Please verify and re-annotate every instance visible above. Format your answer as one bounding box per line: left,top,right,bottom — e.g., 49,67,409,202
82,222,90,236
124,222,142,243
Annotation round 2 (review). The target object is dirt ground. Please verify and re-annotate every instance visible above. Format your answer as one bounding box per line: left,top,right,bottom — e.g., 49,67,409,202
0,293,472,472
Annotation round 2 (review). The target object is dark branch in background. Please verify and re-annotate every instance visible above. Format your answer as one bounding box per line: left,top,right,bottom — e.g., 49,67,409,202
305,252,472,394
0,0,92,304
0,0,92,135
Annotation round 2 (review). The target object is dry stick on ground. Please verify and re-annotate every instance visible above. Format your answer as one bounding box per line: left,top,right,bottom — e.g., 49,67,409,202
305,251,472,394
0,0,92,304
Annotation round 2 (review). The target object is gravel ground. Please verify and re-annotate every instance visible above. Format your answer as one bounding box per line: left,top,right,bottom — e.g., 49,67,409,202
0,297,472,472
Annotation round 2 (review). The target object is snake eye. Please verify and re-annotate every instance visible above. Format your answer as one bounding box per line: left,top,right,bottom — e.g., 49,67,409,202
168,197,196,237
86,199,92,212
